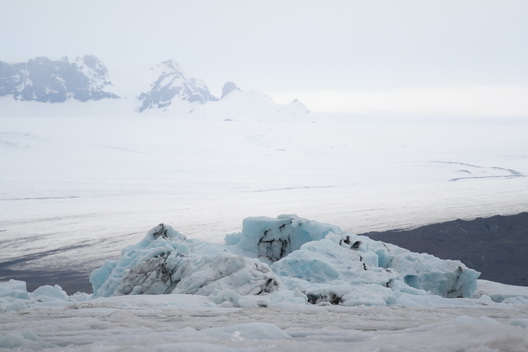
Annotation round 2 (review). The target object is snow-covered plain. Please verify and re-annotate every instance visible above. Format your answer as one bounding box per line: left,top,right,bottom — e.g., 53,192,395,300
1,110,528,350
2,277,528,351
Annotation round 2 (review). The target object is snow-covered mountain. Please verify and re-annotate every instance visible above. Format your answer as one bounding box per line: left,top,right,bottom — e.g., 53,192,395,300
137,60,217,112
189,82,310,120
0,55,118,103
0,55,309,118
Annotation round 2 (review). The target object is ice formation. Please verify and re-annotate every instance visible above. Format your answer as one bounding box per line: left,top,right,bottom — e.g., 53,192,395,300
91,224,282,297
91,215,481,304
0,279,75,313
2,275,528,351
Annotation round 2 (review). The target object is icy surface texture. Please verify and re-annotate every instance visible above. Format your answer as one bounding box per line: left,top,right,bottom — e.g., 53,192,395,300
0,279,71,312
232,214,341,262
169,322,291,341
31,284,69,302
229,215,480,302
0,330,53,350
475,279,528,303
90,224,282,297
0,279,30,300
91,215,480,304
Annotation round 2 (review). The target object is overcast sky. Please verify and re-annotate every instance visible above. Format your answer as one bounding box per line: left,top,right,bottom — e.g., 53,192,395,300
1,0,527,116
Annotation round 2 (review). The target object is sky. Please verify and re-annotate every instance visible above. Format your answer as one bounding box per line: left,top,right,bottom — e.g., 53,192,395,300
1,0,527,116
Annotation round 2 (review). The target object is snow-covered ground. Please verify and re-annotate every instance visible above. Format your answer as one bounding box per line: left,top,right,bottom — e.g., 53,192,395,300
1,278,528,351
1,112,528,350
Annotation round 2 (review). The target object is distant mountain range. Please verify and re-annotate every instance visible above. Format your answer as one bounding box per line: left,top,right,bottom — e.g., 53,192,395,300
0,55,309,117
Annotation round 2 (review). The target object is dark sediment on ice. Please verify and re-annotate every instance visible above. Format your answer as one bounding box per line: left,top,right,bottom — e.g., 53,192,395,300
0,267,92,294
0,244,94,294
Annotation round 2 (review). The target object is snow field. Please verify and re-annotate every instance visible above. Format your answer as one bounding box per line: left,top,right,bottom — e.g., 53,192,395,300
1,278,528,351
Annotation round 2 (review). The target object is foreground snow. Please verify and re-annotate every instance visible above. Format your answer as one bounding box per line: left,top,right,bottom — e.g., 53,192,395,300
1,278,528,351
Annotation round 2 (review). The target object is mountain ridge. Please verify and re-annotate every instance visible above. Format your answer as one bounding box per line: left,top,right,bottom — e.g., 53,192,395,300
0,55,309,118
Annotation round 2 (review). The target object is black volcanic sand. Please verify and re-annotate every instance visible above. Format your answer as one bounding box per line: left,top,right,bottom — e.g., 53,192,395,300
362,212,528,287
1,212,527,294
0,267,93,294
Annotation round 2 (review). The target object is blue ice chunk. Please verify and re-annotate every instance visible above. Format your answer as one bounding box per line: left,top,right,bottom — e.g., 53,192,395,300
234,214,341,262
224,232,241,246
90,223,283,297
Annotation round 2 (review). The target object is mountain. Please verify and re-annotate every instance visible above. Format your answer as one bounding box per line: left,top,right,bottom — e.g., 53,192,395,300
137,60,217,112
220,81,241,99
0,55,118,103
189,82,310,120
0,55,309,118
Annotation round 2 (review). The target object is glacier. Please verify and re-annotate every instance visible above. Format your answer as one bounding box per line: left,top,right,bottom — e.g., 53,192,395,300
90,215,480,305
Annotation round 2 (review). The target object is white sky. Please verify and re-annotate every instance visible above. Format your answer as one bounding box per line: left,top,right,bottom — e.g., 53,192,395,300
1,0,527,116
